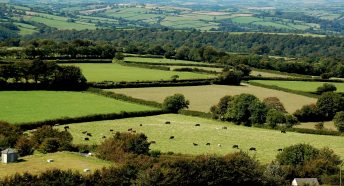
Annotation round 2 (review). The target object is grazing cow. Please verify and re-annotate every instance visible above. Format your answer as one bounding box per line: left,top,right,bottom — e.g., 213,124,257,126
132,130,136,133
110,129,114,132
206,143,211,146
102,136,106,139
169,136,175,139
232,145,239,149
150,141,156,144
278,149,283,151
82,131,87,134
281,130,286,134
128,128,133,131
165,121,171,124
218,144,222,147
84,138,89,141
195,124,201,127
87,133,92,137
64,126,70,131
193,143,198,146
222,126,227,130
139,124,143,126
249,147,256,151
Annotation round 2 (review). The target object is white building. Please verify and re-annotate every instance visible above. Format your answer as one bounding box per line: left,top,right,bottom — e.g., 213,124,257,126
292,178,319,186
1,148,18,164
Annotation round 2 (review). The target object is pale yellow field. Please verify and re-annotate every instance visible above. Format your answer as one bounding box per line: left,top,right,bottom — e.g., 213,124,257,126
295,121,337,131
108,84,316,113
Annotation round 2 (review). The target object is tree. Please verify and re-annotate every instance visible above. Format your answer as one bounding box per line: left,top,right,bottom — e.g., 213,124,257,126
316,92,344,119
293,104,322,122
316,83,337,94
114,52,124,60
216,70,243,85
266,109,286,128
334,111,344,132
210,95,233,120
276,144,319,166
39,138,60,154
15,136,34,156
234,64,252,76
162,94,189,113
0,121,22,150
263,97,286,113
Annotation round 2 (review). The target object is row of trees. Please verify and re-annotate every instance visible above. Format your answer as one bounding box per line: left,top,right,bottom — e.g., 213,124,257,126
210,94,298,128
0,60,87,90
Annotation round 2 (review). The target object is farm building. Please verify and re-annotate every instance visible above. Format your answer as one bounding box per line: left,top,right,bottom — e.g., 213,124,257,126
292,178,319,186
1,148,18,164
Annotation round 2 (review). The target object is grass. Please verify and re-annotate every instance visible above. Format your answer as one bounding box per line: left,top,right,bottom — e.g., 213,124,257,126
108,84,316,113
56,114,344,164
24,16,96,30
250,80,344,93
295,121,337,131
0,91,157,124
66,63,214,82
0,152,112,178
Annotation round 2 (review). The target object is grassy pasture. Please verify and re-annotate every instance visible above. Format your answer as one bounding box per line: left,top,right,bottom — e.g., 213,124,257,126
295,121,337,131
0,152,111,178
250,80,344,93
56,114,344,163
109,84,316,113
0,91,157,124
169,66,223,72
24,16,96,30
67,63,213,82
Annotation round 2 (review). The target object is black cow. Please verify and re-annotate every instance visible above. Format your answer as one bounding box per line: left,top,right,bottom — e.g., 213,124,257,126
278,149,283,151
87,133,92,137
110,129,114,132
206,143,211,146
281,130,286,134
82,131,87,134
128,128,133,131
195,124,201,127
165,121,171,124
150,141,156,144
102,136,106,139
64,126,70,131
222,126,228,130
232,145,239,149
169,136,175,139
249,147,256,151
139,124,143,126
84,138,89,141
193,143,198,146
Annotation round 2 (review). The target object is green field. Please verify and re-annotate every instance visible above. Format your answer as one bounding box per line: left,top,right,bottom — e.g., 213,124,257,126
0,91,157,124
0,152,111,178
124,57,216,66
24,15,96,30
109,84,316,113
56,114,344,163
66,63,213,82
250,80,344,93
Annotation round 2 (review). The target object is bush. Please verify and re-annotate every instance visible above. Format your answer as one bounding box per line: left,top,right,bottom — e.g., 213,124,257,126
315,122,324,130
215,70,243,85
39,138,60,154
263,97,286,113
15,136,34,156
293,104,322,122
149,150,161,158
316,83,337,94
277,144,319,166
162,94,189,113
266,109,286,128
334,111,344,132
0,121,22,150
316,92,344,120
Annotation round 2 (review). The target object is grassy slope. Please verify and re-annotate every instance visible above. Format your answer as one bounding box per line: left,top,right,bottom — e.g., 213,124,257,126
250,80,344,92
67,63,213,82
56,114,344,163
109,84,316,113
0,152,112,178
0,91,157,124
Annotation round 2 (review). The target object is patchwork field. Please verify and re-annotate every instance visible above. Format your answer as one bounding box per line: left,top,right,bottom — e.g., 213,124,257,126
0,152,112,178
250,80,344,93
56,114,344,163
109,84,316,113
0,91,157,124
67,63,214,82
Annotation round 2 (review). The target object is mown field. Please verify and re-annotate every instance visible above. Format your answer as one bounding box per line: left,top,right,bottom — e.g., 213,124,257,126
250,80,344,93
56,114,344,163
109,84,316,113
0,91,157,124
67,63,214,82
0,152,112,178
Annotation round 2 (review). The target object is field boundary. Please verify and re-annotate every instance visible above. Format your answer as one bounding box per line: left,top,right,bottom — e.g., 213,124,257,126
248,81,319,98
123,60,225,68
244,76,344,83
18,110,166,130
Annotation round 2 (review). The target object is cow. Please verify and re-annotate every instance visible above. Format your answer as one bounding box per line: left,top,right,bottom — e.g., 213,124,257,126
195,124,201,127
222,126,227,130
193,143,198,146
232,145,239,149
169,136,175,139
206,143,211,146
87,133,92,137
281,130,286,134
110,129,114,132
249,147,256,151
165,121,171,124
150,141,156,144
139,124,143,126
84,138,89,141
82,131,87,134
278,149,283,151
128,128,133,131
64,126,70,131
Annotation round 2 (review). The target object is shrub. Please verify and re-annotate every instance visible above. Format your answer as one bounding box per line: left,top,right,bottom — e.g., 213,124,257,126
39,138,60,154
316,83,337,94
0,121,22,150
315,122,324,130
266,109,286,128
149,150,161,158
215,70,243,85
316,92,344,120
334,111,344,132
293,104,322,122
277,143,320,166
263,97,286,113
15,136,34,156
162,94,189,113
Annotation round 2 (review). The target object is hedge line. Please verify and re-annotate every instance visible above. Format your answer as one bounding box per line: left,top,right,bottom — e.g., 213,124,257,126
123,60,225,68
287,128,342,136
88,88,162,108
89,79,213,89
52,59,113,64
119,61,170,71
245,76,344,82
173,67,219,75
248,81,319,98
124,54,164,58
17,110,166,130
0,83,88,91
178,110,212,119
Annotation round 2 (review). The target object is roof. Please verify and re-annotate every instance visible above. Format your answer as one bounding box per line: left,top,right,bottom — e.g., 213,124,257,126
292,178,319,185
1,148,17,154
